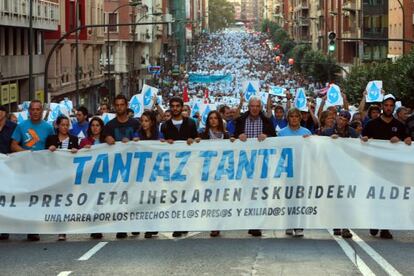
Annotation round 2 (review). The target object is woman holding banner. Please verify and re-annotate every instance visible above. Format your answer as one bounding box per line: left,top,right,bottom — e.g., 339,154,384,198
80,117,106,149
278,107,312,237
79,117,105,240
138,110,163,238
45,115,80,241
196,110,233,237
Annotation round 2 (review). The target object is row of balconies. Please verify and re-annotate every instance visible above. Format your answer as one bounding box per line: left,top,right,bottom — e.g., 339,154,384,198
0,0,59,30
343,1,360,11
293,0,308,12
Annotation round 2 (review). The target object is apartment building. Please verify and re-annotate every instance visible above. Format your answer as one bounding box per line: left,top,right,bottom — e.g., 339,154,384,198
290,0,310,44
44,0,105,111
240,0,264,29
388,0,413,59
362,0,388,61
0,0,59,110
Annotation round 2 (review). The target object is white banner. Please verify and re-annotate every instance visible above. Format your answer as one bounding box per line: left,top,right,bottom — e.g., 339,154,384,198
1,137,414,233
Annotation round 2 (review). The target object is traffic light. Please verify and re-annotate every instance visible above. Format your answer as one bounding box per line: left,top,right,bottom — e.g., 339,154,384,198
328,32,336,52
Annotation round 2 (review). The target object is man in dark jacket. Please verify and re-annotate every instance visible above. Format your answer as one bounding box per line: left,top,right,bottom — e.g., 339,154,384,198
161,96,198,237
233,96,276,141
233,96,276,237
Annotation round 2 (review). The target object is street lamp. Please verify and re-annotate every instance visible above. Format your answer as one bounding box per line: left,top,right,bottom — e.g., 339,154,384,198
106,0,143,102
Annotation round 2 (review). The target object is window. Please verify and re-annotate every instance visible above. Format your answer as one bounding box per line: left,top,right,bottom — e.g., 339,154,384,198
5,29,9,55
13,30,17,55
21,29,25,55
22,0,26,15
69,1,75,30
108,13,118,32
130,14,137,33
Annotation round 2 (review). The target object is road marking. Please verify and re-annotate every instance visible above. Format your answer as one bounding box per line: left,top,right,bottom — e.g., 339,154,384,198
328,230,375,276
57,271,72,276
350,230,403,276
78,242,108,261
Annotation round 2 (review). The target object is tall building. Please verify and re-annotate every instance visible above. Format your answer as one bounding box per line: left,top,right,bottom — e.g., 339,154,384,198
262,0,287,29
45,0,105,111
388,0,413,59
340,0,362,63
0,0,59,110
240,0,264,30
290,0,310,44
103,0,152,100
228,0,242,21
311,0,362,65
362,0,388,61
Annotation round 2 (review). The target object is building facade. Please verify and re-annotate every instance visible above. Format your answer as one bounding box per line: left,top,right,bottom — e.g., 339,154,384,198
290,0,310,44
240,0,264,30
45,0,105,112
0,0,59,110
362,0,388,61
388,0,413,59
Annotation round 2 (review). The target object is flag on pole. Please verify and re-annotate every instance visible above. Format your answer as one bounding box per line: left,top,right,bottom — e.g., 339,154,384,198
204,88,209,104
183,86,189,103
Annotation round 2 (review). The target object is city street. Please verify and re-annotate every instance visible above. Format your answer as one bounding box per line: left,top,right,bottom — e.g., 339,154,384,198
1,230,413,275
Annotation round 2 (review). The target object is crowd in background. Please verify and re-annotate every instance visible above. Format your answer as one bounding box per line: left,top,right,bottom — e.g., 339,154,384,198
1,31,414,242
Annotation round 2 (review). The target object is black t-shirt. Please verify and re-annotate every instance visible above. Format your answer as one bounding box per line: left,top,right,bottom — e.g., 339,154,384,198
406,115,414,139
103,117,140,141
362,116,408,141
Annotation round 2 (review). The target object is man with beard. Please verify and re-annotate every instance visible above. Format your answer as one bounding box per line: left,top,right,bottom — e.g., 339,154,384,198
103,94,140,239
161,97,198,238
361,94,411,239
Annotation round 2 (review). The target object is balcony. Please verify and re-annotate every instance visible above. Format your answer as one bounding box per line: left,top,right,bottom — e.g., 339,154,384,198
298,18,309,26
343,1,359,11
0,0,59,30
316,10,323,17
342,28,360,39
294,1,309,11
363,28,388,39
0,55,45,79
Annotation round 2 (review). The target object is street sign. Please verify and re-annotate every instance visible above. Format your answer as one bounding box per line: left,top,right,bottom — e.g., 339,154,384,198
147,65,162,75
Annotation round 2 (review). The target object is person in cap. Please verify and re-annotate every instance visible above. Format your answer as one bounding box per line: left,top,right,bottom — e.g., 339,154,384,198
321,110,359,139
0,105,17,241
361,94,411,239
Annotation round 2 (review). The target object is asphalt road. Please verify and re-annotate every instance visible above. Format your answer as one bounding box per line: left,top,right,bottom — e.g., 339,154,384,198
0,230,413,276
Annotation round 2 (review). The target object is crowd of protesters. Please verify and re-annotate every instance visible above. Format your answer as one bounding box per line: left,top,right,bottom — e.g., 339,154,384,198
1,31,413,242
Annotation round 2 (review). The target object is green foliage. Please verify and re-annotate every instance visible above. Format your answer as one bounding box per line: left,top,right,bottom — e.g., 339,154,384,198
208,0,235,32
342,51,414,106
261,19,342,84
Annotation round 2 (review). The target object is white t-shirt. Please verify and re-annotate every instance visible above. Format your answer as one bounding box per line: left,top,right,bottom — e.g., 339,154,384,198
172,119,183,130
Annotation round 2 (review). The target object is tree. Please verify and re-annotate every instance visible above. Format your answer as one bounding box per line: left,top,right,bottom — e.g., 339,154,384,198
208,0,235,32
341,50,414,106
